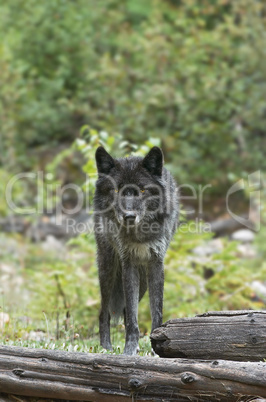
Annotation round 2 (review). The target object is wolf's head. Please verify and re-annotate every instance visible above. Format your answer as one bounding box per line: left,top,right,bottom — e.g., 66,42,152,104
94,146,165,227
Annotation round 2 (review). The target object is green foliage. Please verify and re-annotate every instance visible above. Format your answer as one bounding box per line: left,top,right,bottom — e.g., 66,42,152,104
74,126,161,205
25,233,98,329
0,201,264,345
141,226,265,331
0,0,265,351
1,220,264,349
0,332,152,356
0,170,11,216
0,168,26,216
0,0,265,190
1,134,265,351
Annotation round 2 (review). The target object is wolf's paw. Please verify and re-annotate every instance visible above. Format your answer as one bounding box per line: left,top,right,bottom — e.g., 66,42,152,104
123,343,139,356
101,342,113,351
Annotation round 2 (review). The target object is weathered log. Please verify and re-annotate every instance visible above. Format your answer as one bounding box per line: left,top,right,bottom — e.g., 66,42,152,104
0,345,266,401
151,310,266,361
0,211,92,240
209,217,250,236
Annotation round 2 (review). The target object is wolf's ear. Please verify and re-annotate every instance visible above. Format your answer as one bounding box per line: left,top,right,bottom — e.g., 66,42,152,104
95,146,115,174
142,146,164,177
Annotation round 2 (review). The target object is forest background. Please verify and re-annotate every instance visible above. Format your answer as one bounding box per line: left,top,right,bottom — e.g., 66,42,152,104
0,0,265,353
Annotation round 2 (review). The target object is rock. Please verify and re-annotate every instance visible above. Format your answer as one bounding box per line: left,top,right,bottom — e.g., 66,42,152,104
250,280,266,302
236,244,257,258
210,217,247,236
192,238,224,257
251,399,266,402
231,229,255,243
27,218,68,241
26,330,46,342
0,263,15,275
85,297,98,307
0,233,27,260
41,235,65,254
0,210,93,241
0,216,30,234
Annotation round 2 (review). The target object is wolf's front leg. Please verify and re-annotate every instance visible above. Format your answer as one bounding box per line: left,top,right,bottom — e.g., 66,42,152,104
148,258,164,332
98,248,116,351
122,261,140,355
99,305,112,350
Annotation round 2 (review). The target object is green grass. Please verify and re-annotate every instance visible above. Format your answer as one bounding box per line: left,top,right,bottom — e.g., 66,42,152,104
1,215,265,357
0,311,153,355
0,335,152,356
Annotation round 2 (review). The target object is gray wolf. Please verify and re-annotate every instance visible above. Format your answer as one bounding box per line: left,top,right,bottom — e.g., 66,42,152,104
94,146,179,355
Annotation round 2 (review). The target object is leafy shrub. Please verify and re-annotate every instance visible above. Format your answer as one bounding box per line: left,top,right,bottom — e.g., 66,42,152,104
1,132,263,346
0,0,265,191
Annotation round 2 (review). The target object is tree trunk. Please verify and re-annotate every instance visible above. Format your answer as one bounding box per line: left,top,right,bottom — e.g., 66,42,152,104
150,310,266,361
0,345,266,401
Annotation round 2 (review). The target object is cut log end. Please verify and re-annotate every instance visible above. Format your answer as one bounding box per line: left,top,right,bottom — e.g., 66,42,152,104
150,310,266,361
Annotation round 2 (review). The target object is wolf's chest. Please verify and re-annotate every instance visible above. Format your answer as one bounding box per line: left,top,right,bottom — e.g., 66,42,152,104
115,238,166,261
126,243,151,260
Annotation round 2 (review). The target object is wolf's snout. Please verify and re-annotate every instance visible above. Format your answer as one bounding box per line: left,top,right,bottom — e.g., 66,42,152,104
124,212,137,225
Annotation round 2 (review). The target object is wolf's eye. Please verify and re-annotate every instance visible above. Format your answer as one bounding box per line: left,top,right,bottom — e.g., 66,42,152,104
140,189,145,193
114,189,118,193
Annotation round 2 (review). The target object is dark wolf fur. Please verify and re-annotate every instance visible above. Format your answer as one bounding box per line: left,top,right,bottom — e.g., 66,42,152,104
94,146,179,355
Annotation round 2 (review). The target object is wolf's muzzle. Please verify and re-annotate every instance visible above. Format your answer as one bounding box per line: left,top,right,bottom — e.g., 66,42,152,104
123,212,137,225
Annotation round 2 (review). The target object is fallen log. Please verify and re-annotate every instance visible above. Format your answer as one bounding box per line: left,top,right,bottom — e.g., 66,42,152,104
150,310,266,361
209,217,249,236
0,345,266,401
